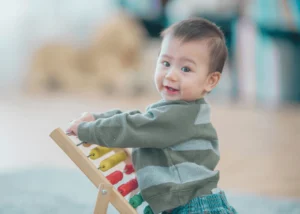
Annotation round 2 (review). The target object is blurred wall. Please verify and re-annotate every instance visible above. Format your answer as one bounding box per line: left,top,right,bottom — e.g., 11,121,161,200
0,0,120,91
1,0,300,105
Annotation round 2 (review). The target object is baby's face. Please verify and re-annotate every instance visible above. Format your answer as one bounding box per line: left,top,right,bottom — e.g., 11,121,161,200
155,35,212,101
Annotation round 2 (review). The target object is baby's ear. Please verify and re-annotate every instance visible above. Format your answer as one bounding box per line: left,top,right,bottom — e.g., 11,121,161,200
205,72,221,92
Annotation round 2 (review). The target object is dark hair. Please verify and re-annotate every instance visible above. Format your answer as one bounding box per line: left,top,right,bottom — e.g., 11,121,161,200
161,17,228,73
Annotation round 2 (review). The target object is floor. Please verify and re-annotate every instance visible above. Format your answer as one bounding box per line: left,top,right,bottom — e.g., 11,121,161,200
1,91,300,200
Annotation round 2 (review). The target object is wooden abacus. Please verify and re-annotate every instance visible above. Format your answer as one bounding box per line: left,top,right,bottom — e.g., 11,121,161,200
50,128,148,214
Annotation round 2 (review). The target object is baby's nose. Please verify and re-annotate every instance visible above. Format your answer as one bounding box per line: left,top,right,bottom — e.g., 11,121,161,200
165,69,178,81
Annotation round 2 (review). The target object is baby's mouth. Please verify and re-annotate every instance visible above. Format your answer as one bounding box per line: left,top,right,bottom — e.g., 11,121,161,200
165,86,179,92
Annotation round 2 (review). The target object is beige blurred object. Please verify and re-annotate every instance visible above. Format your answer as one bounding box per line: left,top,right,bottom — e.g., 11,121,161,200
26,43,87,93
89,12,145,72
84,12,148,95
26,12,149,96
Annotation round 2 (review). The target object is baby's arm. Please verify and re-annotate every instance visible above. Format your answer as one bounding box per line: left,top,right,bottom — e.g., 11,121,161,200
66,110,138,135
77,105,199,149
94,110,143,120
92,109,123,120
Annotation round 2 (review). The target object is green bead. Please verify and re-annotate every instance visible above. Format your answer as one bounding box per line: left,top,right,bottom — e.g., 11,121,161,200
129,193,144,208
143,205,154,214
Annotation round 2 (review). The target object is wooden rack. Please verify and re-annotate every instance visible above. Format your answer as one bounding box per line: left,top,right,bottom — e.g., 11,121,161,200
50,128,138,214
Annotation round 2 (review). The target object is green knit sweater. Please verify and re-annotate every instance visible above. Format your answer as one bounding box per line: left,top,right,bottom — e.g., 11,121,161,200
77,98,220,213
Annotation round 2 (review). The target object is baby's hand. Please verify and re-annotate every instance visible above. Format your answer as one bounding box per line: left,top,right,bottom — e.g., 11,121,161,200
66,112,95,136
66,120,82,136
78,112,95,122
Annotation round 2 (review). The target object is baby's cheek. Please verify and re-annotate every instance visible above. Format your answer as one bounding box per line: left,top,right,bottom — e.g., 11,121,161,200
154,74,162,91
182,86,200,100
155,72,163,83
181,88,193,98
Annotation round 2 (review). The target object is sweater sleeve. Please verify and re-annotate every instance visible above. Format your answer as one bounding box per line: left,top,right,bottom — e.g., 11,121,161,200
93,109,142,120
92,109,122,120
77,104,199,149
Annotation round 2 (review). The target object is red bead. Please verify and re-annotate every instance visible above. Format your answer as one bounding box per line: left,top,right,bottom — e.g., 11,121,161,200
106,170,123,185
117,178,138,196
124,164,135,174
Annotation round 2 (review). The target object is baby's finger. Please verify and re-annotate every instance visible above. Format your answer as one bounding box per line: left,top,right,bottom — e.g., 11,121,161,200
66,130,74,136
65,126,76,136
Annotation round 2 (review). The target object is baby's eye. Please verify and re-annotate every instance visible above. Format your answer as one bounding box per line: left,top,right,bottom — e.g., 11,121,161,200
162,61,170,67
181,66,191,72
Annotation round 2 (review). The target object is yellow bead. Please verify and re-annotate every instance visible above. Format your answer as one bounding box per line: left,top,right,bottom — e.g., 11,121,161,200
89,146,113,160
99,151,127,171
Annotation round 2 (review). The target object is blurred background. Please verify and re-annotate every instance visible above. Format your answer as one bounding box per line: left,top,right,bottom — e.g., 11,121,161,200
1,0,300,213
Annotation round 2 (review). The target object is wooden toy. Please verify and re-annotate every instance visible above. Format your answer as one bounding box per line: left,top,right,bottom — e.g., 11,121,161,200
50,128,150,214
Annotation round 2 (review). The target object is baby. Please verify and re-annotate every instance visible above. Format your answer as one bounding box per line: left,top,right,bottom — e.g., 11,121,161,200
67,17,237,214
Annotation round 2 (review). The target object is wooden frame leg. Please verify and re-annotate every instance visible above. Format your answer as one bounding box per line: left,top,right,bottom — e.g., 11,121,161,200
94,183,113,214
